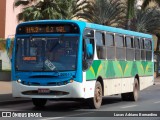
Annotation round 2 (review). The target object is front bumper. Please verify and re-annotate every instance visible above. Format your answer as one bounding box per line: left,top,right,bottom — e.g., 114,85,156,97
12,80,85,99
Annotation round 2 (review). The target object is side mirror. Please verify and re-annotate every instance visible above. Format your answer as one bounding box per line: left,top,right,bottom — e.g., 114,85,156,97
6,38,11,52
86,44,93,58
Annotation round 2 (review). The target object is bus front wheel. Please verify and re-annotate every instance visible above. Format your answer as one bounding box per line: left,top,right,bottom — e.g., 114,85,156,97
32,98,47,107
88,81,102,109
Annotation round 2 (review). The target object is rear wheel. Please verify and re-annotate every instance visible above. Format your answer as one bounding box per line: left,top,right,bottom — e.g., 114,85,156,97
32,98,47,107
121,78,139,101
130,78,139,101
88,81,103,109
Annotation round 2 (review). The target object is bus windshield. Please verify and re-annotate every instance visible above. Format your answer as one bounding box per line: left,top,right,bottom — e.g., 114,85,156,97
16,36,79,72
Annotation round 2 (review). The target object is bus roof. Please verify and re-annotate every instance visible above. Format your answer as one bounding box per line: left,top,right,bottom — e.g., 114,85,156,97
17,20,152,39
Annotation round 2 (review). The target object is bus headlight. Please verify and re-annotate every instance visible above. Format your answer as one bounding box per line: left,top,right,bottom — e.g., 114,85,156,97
70,80,74,83
17,79,21,83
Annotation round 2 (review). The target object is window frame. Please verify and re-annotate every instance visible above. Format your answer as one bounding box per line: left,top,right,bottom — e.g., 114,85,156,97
115,34,125,48
125,36,134,48
95,31,105,46
145,39,152,61
125,36,135,61
105,32,115,60
115,34,125,60
105,32,115,47
82,28,95,71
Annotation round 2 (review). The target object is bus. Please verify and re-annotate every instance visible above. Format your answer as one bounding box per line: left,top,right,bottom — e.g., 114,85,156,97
8,20,154,109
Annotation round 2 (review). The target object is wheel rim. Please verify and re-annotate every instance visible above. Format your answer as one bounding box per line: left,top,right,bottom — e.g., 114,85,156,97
134,82,138,100
95,86,102,103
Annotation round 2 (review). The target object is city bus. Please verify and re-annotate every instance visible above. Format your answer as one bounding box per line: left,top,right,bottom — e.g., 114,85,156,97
8,20,154,109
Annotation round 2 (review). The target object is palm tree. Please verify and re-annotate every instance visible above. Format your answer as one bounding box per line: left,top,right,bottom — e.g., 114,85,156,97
14,0,59,21
140,0,160,52
125,0,160,29
14,0,90,21
76,0,126,27
125,0,136,29
142,0,160,9
54,0,91,20
14,0,37,6
129,8,160,33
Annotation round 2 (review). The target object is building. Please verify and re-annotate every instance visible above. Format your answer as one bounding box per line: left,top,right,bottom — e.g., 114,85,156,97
0,0,22,71
0,0,21,39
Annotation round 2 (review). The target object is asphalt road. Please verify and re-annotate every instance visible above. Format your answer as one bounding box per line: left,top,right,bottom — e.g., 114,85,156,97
0,83,160,120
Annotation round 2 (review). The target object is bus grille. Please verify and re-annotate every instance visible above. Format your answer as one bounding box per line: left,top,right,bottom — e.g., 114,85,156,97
22,90,69,95
21,81,69,86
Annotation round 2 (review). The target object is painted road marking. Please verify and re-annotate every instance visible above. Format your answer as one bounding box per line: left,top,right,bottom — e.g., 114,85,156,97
154,101,160,104
121,105,137,109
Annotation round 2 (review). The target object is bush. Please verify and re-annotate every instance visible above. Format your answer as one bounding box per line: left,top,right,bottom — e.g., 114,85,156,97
0,38,14,57
0,39,6,51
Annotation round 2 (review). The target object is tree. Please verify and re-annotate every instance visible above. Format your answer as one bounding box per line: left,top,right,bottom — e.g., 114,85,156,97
55,0,91,20
142,0,160,9
14,0,59,21
14,0,90,21
125,0,136,29
76,0,126,27
140,0,160,51
129,8,160,33
14,0,37,6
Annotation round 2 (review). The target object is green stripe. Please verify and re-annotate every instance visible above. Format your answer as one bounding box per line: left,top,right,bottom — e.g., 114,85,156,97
86,60,153,80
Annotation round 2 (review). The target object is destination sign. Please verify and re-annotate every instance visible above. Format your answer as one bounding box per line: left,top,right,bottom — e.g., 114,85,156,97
17,23,79,34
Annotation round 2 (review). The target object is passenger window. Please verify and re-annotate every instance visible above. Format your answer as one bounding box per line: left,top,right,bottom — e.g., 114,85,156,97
126,37,133,48
83,29,95,71
95,31,106,59
140,38,145,49
95,32,105,46
144,39,152,50
115,35,124,47
115,35,125,60
134,37,140,60
106,33,115,60
106,33,114,46
140,38,146,61
126,36,135,60
134,38,140,49
145,39,152,61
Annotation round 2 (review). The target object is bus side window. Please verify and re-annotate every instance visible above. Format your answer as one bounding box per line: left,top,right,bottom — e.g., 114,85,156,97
145,39,152,61
95,31,106,59
115,35,125,60
126,36,134,60
134,37,140,60
83,29,95,71
140,38,146,61
106,33,115,60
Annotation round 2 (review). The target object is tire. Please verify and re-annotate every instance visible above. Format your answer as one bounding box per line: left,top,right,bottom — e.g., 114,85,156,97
121,93,130,101
88,81,103,109
121,78,139,101
129,78,139,101
32,98,47,107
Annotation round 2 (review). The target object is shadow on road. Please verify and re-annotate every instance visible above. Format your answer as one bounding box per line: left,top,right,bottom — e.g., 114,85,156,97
31,96,123,112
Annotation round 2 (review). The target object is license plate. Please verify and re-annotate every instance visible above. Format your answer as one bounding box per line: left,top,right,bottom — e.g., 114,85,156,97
38,88,50,94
